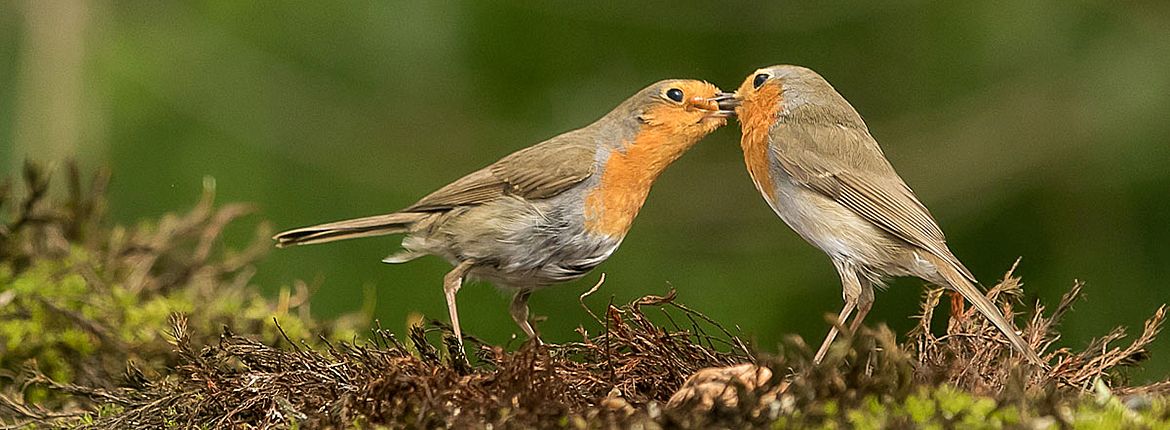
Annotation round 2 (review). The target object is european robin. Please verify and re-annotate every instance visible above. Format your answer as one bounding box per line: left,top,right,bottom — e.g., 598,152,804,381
275,80,731,346
717,65,1044,366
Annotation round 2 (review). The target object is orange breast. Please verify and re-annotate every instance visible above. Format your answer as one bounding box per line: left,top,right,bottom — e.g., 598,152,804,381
583,126,701,237
739,84,782,204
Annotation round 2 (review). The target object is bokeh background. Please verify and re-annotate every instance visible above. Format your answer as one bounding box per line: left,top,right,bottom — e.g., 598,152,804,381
3,2,1168,379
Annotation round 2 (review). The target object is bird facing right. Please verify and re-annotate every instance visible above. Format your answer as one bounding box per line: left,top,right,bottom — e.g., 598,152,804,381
273,79,730,347
718,65,1044,366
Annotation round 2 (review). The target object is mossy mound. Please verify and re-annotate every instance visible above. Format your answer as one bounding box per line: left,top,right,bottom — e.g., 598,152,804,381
1,163,1168,429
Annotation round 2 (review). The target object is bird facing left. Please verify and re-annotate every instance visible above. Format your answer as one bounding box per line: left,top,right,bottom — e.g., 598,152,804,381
274,79,732,347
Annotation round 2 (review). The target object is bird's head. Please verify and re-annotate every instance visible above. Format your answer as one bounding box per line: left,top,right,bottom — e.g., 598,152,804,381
610,79,733,145
722,65,864,129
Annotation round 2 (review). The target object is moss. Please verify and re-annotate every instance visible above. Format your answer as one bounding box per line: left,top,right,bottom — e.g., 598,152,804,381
0,162,365,417
764,386,1169,429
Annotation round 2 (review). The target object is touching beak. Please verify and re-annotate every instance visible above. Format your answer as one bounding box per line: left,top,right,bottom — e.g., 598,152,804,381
688,93,737,118
712,92,741,112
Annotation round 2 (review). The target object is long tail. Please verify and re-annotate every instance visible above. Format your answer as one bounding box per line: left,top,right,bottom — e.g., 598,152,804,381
273,212,427,247
934,257,1046,367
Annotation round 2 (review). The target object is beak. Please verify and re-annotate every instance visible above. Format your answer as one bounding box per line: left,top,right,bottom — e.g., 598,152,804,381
712,92,741,111
687,94,737,118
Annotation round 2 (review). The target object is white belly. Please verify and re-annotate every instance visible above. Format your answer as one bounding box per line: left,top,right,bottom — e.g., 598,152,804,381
403,194,621,289
766,172,894,266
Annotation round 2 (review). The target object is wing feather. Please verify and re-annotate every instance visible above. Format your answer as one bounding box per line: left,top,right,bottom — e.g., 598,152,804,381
770,122,975,280
405,132,597,211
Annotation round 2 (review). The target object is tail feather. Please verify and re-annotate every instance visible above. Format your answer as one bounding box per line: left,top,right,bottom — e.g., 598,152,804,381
936,259,1046,367
273,212,426,247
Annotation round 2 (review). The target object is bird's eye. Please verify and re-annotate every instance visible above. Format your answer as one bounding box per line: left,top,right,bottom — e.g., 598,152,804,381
753,73,770,89
665,88,684,103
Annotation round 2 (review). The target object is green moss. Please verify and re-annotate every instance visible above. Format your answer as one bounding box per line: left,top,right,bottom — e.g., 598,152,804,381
0,164,366,416
763,385,1170,429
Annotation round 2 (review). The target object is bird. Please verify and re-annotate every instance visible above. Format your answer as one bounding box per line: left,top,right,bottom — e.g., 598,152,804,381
274,80,731,346
716,65,1044,366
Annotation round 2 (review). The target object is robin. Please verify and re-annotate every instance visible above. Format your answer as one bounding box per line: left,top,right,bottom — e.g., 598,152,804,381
715,65,1044,366
275,80,731,346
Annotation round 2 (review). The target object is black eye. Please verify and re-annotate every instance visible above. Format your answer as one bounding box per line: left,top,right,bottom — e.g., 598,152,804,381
753,73,769,89
665,88,684,102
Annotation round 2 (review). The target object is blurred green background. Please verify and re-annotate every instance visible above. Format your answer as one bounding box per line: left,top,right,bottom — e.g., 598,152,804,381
3,2,1168,380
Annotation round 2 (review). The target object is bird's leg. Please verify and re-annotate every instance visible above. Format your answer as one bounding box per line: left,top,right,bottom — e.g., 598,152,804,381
848,279,875,332
442,259,476,348
814,299,855,364
815,261,863,364
509,289,541,344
